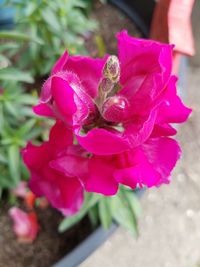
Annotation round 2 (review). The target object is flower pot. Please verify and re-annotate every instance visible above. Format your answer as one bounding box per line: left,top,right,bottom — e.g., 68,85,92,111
53,189,145,267
109,0,156,37
53,223,118,267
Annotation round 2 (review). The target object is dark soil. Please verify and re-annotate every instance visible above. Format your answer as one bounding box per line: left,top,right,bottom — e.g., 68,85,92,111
0,202,92,267
85,1,141,56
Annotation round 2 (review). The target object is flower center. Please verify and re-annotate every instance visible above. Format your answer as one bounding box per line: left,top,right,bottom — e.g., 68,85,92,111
82,55,128,133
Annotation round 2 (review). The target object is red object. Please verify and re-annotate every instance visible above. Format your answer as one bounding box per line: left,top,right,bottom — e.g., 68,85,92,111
24,191,37,210
150,0,195,73
9,208,40,243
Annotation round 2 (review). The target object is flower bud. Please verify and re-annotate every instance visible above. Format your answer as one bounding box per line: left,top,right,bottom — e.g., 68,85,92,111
103,55,120,83
100,77,113,93
102,95,129,123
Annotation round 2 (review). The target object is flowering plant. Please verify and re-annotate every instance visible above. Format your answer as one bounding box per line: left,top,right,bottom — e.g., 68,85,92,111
23,31,191,233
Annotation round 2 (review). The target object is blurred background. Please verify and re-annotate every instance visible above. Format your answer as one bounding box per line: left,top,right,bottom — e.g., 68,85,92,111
0,1,199,267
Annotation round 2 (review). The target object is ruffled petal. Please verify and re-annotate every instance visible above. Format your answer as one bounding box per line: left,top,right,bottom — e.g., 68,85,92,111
156,76,192,124
117,31,173,114
124,109,157,147
115,137,181,188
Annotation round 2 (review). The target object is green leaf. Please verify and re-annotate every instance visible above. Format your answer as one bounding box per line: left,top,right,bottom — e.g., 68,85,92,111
16,119,36,137
41,8,61,33
59,193,101,232
8,145,20,186
98,197,112,229
0,30,44,44
15,94,37,105
0,68,34,83
88,205,99,228
123,189,142,218
110,190,138,236
25,2,37,16
0,175,13,189
0,153,7,164
4,101,18,118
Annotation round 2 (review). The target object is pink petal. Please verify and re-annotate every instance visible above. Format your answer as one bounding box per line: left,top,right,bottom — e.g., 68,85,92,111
151,123,177,137
29,170,83,216
115,137,181,188
117,31,173,114
117,30,173,86
33,103,54,117
156,76,192,124
50,154,88,179
66,55,108,98
22,142,50,170
85,156,119,196
124,109,157,147
40,78,52,103
75,127,130,155
49,120,73,154
51,50,69,74
51,76,77,118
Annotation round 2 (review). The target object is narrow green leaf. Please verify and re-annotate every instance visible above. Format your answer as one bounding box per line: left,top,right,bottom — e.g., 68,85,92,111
41,8,61,32
110,191,138,236
0,31,44,44
123,190,142,218
0,68,34,83
88,205,99,228
8,145,20,186
98,197,112,229
16,119,36,137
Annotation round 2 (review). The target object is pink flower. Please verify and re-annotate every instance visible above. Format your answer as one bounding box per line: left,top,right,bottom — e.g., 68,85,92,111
9,207,39,243
22,121,84,216
34,31,191,156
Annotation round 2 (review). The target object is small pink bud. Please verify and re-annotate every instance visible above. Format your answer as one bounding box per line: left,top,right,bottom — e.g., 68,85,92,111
102,95,129,123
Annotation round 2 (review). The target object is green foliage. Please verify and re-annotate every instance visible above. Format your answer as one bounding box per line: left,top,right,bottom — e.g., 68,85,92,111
0,80,44,191
59,193,101,232
2,0,97,76
59,187,141,235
